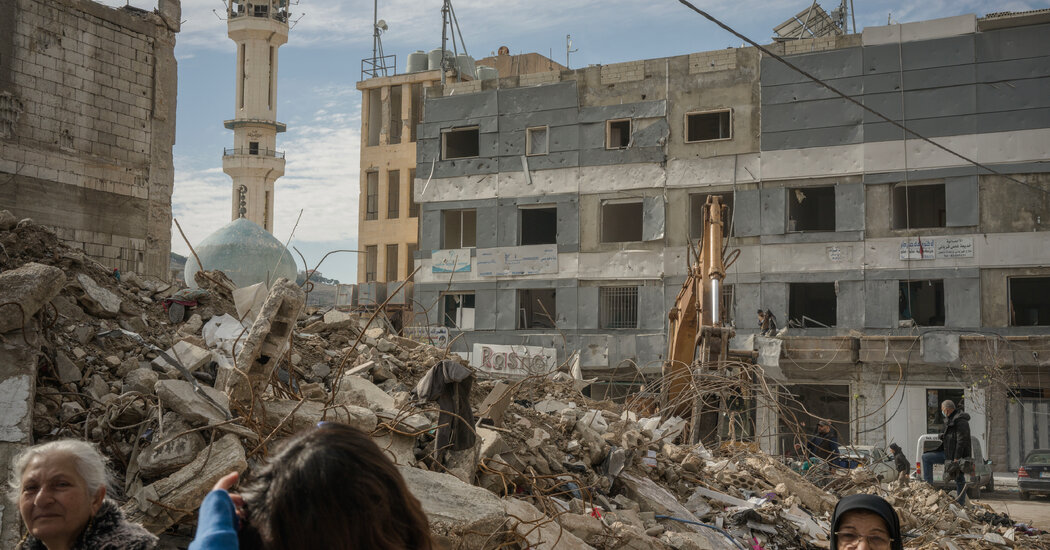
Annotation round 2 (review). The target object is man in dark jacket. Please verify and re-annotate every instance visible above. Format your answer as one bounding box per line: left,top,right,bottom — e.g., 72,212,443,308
921,400,971,502
799,420,843,466
889,443,910,485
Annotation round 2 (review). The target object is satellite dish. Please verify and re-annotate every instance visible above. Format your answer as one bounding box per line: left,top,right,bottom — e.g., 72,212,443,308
375,19,388,31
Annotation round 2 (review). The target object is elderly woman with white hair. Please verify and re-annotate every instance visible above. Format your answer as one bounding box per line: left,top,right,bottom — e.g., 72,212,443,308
10,439,157,550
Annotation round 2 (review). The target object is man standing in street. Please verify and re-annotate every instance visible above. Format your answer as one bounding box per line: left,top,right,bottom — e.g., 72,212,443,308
921,400,971,502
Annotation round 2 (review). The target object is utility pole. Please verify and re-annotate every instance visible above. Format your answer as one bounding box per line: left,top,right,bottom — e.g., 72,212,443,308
566,34,578,69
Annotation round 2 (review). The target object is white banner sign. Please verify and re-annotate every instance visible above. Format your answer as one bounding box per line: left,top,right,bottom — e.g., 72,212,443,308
899,237,975,260
432,249,472,273
899,238,936,260
477,245,558,277
935,237,974,258
403,326,449,348
472,343,557,378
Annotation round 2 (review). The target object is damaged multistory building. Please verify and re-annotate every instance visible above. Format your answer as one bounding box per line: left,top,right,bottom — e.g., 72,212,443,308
409,12,1050,470
0,0,180,279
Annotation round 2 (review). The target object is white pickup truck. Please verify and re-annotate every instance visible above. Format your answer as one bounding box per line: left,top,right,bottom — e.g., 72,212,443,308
914,434,994,498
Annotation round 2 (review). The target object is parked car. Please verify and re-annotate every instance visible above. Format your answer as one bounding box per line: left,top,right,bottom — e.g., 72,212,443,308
1019,448,1050,500
838,445,898,482
914,434,994,498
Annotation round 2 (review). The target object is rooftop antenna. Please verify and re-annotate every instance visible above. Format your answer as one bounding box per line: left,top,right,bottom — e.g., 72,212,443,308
362,0,392,79
566,34,578,69
440,0,469,84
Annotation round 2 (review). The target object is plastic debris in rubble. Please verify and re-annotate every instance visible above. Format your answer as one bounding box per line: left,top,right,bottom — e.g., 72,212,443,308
183,218,298,290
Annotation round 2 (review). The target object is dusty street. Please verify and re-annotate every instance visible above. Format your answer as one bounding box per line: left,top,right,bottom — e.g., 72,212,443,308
975,492,1050,531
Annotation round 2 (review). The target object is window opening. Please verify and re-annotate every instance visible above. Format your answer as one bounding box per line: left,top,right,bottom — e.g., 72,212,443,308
526,126,548,156
389,85,402,145
601,200,643,243
1010,277,1050,326
600,286,639,329
787,186,835,232
442,293,475,330
238,44,245,109
788,282,836,327
263,190,270,230
385,244,398,282
443,209,477,248
249,141,259,155
892,183,946,229
519,206,557,245
268,46,274,109
409,83,423,142
518,289,557,329
367,88,382,146
685,110,732,142
387,170,400,219
365,172,379,220
408,169,419,218
899,280,944,326
689,192,734,240
606,119,631,149
442,126,480,159
364,246,377,282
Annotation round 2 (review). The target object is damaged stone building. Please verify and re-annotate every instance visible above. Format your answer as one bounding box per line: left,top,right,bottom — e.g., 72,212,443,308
0,0,180,279
410,12,1050,470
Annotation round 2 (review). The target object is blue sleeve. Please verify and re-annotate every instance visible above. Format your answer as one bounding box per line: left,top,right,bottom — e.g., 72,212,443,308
189,490,239,550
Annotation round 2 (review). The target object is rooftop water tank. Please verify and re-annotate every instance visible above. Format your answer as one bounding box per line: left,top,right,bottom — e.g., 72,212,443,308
183,218,298,290
406,50,428,73
427,48,452,72
455,53,476,79
476,65,498,80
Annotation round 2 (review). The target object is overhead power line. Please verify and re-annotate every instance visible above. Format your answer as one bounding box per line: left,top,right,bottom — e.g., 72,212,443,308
678,0,1050,197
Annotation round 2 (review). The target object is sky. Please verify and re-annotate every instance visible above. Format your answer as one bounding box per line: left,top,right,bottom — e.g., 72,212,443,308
97,0,1047,283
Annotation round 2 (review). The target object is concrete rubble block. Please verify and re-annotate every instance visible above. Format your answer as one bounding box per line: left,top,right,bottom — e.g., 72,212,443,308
136,417,207,479
0,342,37,549
744,455,836,515
123,433,247,534
54,351,83,384
660,532,718,550
153,340,211,373
228,278,305,404
335,374,396,411
74,273,122,317
579,410,609,434
398,465,508,549
535,399,576,414
0,262,65,333
618,474,732,550
477,427,511,459
177,313,204,337
503,497,596,550
260,398,377,434
0,209,17,230
155,379,231,427
123,368,160,395
557,513,608,545
372,432,418,466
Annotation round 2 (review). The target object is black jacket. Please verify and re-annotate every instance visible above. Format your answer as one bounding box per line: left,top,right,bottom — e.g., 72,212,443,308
937,409,972,461
805,427,840,461
893,451,910,473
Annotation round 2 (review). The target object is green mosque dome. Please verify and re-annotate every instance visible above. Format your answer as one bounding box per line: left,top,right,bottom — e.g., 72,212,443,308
184,218,298,289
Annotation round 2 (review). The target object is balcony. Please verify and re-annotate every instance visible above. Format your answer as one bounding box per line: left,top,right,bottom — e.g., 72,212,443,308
229,3,290,23
223,147,285,158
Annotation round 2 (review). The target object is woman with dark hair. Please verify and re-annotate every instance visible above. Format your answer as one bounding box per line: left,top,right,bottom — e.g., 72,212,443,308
830,494,903,550
189,422,433,550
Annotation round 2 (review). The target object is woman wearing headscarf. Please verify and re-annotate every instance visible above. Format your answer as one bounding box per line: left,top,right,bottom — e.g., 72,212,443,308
10,439,157,550
830,494,903,550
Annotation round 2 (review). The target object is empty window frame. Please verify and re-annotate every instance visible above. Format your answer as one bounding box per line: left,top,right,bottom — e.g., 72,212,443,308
408,169,420,218
248,141,259,155
601,200,643,243
788,282,836,328
366,88,382,146
385,244,399,282
600,286,639,329
892,183,946,229
389,84,402,145
526,126,549,156
409,83,423,143
443,209,477,248
364,245,377,282
685,109,732,142
1010,277,1050,326
387,170,400,219
899,280,944,326
787,186,835,232
519,206,558,245
442,126,480,159
365,171,379,220
606,119,631,149
441,293,475,330
518,289,557,329
689,193,734,240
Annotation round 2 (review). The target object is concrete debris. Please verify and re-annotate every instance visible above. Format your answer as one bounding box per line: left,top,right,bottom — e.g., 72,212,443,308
5,219,1050,549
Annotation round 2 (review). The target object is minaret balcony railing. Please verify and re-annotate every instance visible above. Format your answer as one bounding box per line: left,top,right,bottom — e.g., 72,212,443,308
229,3,289,23
224,147,286,159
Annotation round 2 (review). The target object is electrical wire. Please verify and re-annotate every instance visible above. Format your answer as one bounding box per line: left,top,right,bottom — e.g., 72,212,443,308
677,0,1050,198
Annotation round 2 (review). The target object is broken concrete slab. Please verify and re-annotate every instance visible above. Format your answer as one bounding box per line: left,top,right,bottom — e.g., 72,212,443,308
335,374,396,411
478,381,515,427
399,465,508,549
0,262,65,333
227,278,304,405
0,209,17,231
54,351,82,384
122,368,159,395
503,497,596,550
372,432,418,466
0,342,37,548
153,340,212,373
124,433,247,534
74,273,122,317
619,473,734,550
136,419,207,479
259,398,377,434
154,379,231,426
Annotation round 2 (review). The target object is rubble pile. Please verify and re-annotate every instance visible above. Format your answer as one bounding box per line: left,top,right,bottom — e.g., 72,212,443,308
2,216,1049,550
